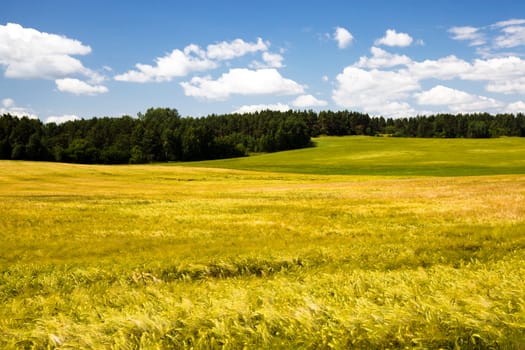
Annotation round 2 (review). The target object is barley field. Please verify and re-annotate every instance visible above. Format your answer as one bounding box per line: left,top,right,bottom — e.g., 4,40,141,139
1,137,525,349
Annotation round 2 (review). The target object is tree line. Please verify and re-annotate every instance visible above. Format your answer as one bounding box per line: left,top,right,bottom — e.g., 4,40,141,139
1,108,524,164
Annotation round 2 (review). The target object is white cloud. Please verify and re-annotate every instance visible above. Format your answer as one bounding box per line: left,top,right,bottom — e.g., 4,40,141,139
375,29,413,47
332,49,525,116
251,52,284,69
332,42,525,117
415,85,476,105
415,85,502,113
264,52,284,68
115,37,275,83
494,25,525,48
408,55,471,80
180,68,304,100
490,18,525,49
55,78,108,95
450,18,525,55
462,56,525,81
332,66,420,116
333,27,354,49
322,75,329,82
206,38,268,60
84,69,107,85
453,96,502,113
0,98,38,119
184,44,206,58
263,52,284,68
492,19,525,28
472,58,525,94
449,26,486,46
354,46,412,68
45,114,81,124
405,55,525,92
378,101,418,119
0,22,95,80
233,103,290,114
330,18,525,117
2,98,14,108
333,66,420,104
486,77,525,95
291,94,327,108
114,46,216,83
504,101,525,114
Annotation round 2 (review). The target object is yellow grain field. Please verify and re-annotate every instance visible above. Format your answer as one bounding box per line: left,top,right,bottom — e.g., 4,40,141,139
1,160,524,348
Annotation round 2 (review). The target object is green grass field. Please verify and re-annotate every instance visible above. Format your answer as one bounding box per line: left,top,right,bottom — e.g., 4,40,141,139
183,136,525,176
1,137,524,349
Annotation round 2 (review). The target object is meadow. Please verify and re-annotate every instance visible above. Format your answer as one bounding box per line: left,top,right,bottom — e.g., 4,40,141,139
183,136,525,176
1,136,524,349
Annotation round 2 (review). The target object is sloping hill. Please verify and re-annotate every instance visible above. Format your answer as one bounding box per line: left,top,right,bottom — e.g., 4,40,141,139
178,136,525,176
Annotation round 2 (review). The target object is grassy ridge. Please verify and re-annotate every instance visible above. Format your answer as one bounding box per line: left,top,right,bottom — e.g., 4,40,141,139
181,136,525,176
1,137,525,348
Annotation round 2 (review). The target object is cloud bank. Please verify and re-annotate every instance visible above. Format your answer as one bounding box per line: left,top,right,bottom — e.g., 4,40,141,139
115,38,274,83
331,21,525,117
233,103,291,114
3,18,525,119
1,98,38,119
45,114,81,124
180,68,304,100
0,23,108,95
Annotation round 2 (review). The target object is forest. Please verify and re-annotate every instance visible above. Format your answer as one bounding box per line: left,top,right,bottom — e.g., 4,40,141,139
1,108,524,164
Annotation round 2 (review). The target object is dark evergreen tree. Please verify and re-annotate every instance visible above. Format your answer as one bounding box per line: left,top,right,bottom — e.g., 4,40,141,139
1,109,524,164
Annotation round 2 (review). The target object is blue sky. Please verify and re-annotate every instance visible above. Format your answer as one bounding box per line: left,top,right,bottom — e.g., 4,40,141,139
1,0,525,123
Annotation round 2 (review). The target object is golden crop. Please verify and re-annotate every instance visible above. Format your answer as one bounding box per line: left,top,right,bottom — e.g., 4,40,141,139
1,154,524,348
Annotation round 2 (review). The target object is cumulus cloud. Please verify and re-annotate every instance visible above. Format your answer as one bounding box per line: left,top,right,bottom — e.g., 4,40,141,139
262,52,284,68
333,18,525,117
332,66,420,117
331,50,525,116
333,66,419,106
291,94,327,108
0,23,95,80
331,52,520,116
334,27,354,49
408,55,471,80
486,77,525,95
375,29,413,47
251,52,284,69
180,68,304,100
55,78,108,95
114,46,216,83
233,103,290,114
45,114,81,124
415,85,502,113
504,101,525,114
1,98,38,119
206,38,268,60
449,26,486,46
461,56,525,82
377,101,418,119
354,47,412,69
415,85,477,105
115,38,277,83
